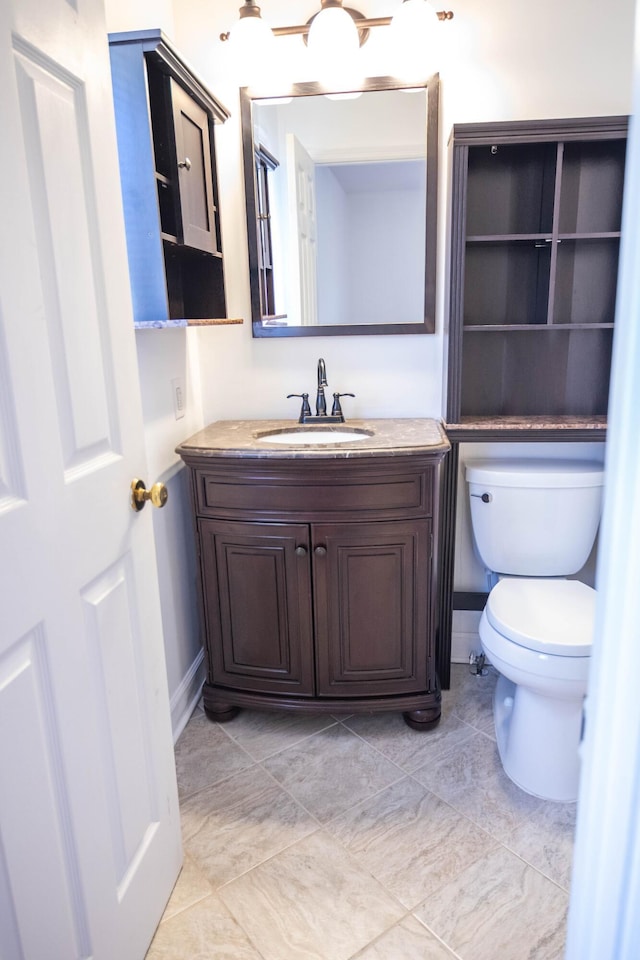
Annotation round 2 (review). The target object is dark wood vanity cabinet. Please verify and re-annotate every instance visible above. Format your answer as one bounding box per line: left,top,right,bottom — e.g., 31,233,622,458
109,29,229,325
181,454,444,729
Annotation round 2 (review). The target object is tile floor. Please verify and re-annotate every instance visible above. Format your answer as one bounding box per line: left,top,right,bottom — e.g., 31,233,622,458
146,664,576,959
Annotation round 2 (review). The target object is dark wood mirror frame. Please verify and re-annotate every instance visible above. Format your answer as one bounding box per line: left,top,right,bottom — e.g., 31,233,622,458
241,74,440,338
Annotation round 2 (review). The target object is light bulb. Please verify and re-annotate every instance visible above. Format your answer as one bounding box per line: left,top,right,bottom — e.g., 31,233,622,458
307,6,363,92
228,3,276,86
389,0,440,82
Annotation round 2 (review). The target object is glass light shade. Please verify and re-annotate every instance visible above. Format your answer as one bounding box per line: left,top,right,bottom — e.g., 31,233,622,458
308,6,361,58
307,6,362,91
389,0,439,82
228,8,276,85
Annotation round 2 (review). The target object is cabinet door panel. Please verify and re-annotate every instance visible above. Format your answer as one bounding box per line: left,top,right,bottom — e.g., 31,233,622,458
314,520,430,696
200,519,314,694
170,79,218,254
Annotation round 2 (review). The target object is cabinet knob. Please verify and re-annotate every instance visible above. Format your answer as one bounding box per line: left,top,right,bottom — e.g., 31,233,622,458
295,545,307,557
314,545,327,556
178,157,192,171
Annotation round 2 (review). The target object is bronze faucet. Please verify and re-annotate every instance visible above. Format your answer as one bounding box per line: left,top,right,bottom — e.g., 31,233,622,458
316,358,328,416
287,358,354,424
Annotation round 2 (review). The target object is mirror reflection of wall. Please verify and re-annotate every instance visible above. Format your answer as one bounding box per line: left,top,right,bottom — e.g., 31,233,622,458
315,158,426,325
245,78,438,337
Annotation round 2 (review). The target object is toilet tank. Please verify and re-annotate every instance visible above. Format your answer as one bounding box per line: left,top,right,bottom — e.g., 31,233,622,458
465,459,604,576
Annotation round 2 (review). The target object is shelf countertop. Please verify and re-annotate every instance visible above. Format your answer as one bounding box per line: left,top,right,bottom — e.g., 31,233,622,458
445,415,607,441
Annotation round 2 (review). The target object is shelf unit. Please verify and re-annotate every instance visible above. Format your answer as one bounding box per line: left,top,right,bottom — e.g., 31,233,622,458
446,116,627,422
438,116,628,688
109,29,236,328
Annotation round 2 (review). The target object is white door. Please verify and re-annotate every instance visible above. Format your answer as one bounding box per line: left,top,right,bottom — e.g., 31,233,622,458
0,1,182,958
287,134,318,326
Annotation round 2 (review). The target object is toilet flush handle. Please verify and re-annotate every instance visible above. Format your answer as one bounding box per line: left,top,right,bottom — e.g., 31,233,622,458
471,492,492,503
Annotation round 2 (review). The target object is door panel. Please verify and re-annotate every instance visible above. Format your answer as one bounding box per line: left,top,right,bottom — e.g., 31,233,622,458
15,45,116,472
0,625,92,960
0,1,181,957
314,520,431,696
81,559,162,887
200,518,315,694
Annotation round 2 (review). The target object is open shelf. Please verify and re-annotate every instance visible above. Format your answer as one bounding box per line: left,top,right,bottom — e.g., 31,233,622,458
447,117,627,423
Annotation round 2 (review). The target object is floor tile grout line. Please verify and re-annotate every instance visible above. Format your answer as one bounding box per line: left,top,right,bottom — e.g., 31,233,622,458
214,826,414,960
343,905,462,960
155,888,214,928
411,913,466,960
214,820,413,915
181,757,330,895
399,765,574,892
330,719,436,780
497,834,574,894
180,768,327,885
249,719,413,822
217,715,343,763
177,755,261,806
404,773,573,896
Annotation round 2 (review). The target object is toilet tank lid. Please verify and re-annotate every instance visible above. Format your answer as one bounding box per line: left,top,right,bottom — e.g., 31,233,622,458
486,578,596,656
465,459,605,489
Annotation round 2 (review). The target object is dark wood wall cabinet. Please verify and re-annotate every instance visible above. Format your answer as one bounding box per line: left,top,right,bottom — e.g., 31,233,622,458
177,450,448,730
438,116,627,687
109,30,231,327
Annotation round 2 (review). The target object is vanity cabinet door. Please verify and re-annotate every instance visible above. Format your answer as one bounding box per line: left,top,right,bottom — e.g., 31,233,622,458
199,519,315,695
313,519,431,697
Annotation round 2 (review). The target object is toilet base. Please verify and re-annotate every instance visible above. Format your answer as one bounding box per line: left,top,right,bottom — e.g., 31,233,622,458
494,673,584,803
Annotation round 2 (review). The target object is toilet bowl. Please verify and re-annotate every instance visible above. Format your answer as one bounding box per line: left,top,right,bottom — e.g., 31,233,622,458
479,577,595,802
465,459,604,803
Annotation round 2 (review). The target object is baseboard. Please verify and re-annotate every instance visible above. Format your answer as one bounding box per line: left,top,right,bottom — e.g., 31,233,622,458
450,609,482,664
170,647,205,744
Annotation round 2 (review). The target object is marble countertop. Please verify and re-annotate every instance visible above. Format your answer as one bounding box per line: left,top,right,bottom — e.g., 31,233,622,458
176,418,450,460
445,415,607,439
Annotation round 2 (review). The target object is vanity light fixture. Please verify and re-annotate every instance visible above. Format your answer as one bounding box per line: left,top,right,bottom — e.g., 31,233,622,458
226,1,277,54
221,1,454,80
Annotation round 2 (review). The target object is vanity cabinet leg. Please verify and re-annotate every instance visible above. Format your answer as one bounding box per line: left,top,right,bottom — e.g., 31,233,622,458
403,707,441,731
204,703,240,723
203,685,240,723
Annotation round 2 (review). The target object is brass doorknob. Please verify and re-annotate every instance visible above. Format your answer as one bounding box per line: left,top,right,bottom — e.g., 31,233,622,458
130,478,168,511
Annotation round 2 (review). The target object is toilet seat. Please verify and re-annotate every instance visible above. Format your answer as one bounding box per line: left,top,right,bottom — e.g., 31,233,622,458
486,578,596,657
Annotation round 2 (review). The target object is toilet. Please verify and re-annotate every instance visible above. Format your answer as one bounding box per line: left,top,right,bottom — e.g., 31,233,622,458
465,459,604,802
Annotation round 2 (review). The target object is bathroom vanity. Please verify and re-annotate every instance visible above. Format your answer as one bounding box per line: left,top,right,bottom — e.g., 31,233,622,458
177,419,450,729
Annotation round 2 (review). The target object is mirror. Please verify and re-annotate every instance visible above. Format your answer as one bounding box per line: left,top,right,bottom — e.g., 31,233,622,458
241,75,439,337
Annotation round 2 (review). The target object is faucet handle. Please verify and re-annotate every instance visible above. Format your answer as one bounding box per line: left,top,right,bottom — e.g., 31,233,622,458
287,393,311,422
331,392,355,420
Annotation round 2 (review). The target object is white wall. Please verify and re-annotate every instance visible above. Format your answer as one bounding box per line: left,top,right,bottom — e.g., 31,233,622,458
133,328,206,734
104,0,637,703
105,0,207,736
346,180,424,323
170,0,634,429
316,166,350,326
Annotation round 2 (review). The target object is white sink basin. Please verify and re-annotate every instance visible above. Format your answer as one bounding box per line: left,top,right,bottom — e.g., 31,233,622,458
257,427,372,445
